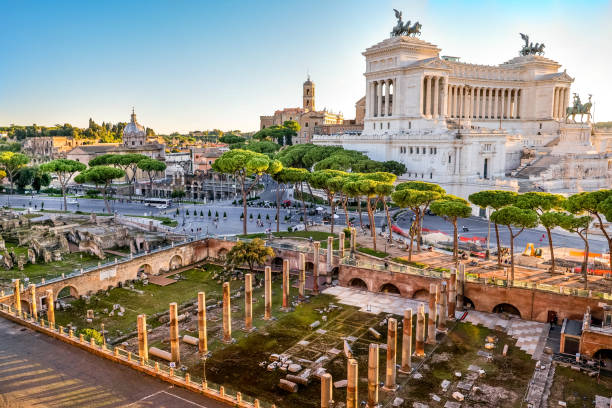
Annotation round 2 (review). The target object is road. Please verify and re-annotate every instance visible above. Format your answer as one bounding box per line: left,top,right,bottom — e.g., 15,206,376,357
1,192,608,253
0,317,229,408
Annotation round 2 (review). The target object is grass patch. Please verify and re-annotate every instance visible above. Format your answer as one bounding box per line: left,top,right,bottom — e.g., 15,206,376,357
357,247,388,258
548,366,612,407
392,257,427,268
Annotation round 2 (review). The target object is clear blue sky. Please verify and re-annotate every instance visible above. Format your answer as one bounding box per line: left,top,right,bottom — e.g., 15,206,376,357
1,0,611,133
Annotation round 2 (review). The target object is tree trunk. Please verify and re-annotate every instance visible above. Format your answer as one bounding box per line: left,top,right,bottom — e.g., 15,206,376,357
241,181,248,235
495,222,502,267
329,193,335,234
299,182,308,231
103,183,111,214
342,197,350,228
367,198,376,251
508,226,515,282
276,182,280,233
358,199,363,228
149,173,154,198
61,184,67,212
578,232,589,290
453,218,458,261
383,200,393,242
416,209,423,252
546,227,556,274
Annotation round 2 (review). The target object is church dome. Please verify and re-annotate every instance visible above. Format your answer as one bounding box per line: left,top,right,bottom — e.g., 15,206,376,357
123,109,145,138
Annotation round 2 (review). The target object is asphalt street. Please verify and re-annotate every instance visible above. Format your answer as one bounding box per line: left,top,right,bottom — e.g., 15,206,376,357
0,317,229,408
0,192,607,253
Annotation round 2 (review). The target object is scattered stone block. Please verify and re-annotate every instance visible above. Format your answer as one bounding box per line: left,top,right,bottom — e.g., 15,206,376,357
452,391,464,402
309,320,320,329
454,372,462,378
444,402,461,408
328,348,341,356
333,379,347,388
485,335,496,343
467,364,481,372
431,394,441,402
413,373,423,379
368,327,382,339
558,402,567,407
484,342,495,350
478,369,486,377
278,379,297,393
315,329,327,335
413,403,428,408
391,397,404,407
441,379,451,391
457,381,472,391
502,344,508,356
297,340,310,346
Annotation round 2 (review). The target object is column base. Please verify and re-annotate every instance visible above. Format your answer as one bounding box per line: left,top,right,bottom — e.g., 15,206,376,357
199,351,212,358
280,307,292,313
436,327,448,334
382,384,399,392
398,367,412,375
221,337,236,344
241,326,256,333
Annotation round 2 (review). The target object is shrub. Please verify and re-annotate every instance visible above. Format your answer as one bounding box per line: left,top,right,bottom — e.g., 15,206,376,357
257,214,261,219
240,213,244,220
223,212,227,218
81,328,104,345
208,209,212,217
200,210,204,217
215,211,219,218
41,187,62,195
249,213,253,219
266,214,270,220
186,209,190,216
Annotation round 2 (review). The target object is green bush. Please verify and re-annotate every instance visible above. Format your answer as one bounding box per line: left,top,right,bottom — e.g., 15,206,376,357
85,189,101,198
223,212,227,218
81,328,104,345
392,258,427,268
208,209,212,217
41,187,62,194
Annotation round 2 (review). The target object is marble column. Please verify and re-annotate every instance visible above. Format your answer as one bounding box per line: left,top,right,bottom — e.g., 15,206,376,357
500,89,506,119
376,81,382,117
223,282,233,343
469,87,475,119
46,289,55,327
458,86,464,119
169,302,180,363
321,373,333,408
419,78,425,117
339,232,345,258
244,275,253,331
13,279,21,316
552,88,558,119
399,309,412,374
299,253,306,300
486,89,491,118
433,76,440,118
441,78,448,117
427,283,438,344
563,88,570,118
425,76,432,117
448,270,457,319
137,314,148,360
282,259,290,310
346,358,358,408
367,343,379,408
326,236,333,271
452,86,458,117
198,292,208,352
350,227,356,254
388,79,393,116
313,242,320,294
30,284,37,319
264,266,272,320
415,304,425,357
381,81,387,117
438,282,448,332
457,263,465,310
384,317,397,390
507,88,512,118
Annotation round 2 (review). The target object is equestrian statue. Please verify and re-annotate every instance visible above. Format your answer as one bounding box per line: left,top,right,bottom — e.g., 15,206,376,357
519,33,545,56
391,9,422,37
566,93,593,123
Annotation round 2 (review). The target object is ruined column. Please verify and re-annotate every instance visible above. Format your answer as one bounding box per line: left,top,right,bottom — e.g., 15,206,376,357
399,309,412,374
321,372,333,408
313,242,320,294
448,270,457,319
367,343,379,407
46,289,55,327
457,263,465,311
222,282,233,343
415,304,425,357
169,302,180,364
282,259,290,310
244,275,253,332
137,314,148,360
326,236,333,270
384,317,397,390
299,253,306,300
438,282,448,332
350,227,357,254
339,232,345,258
198,292,208,353
264,266,272,320
29,284,37,319
346,358,358,408
427,283,438,344
13,279,21,316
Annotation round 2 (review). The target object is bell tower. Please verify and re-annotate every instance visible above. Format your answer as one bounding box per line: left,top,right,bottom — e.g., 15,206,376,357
303,75,315,112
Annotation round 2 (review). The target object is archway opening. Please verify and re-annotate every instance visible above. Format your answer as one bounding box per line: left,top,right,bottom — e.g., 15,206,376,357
138,264,152,277
380,283,401,295
20,300,30,315
169,255,183,270
330,267,339,280
593,349,612,372
305,262,314,273
217,248,228,260
349,278,368,290
412,289,429,301
271,257,284,269
462,296,475,310
493,303,521,317
57,286,78,300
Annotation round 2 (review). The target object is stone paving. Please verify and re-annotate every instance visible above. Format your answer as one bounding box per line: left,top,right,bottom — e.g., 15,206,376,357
323,285,427,315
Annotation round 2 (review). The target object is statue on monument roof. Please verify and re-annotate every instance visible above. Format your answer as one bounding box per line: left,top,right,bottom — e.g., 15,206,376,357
391,9,422,37
519,33,545,56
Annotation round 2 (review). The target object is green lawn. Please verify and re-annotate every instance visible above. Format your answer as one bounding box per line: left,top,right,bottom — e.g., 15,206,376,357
548,366,612,407
357,246,388,258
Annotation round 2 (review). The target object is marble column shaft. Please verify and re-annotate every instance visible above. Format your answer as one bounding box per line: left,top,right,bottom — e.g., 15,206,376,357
313,242,320,294
415,304,425,356
14,279,21,316
427,283,437,344
223,282,233,342
385,318,397,390
30,285,37,318
46,289,55,326
367,343,379,408
137,314,148,360
339,232,345,258
244,275,253,331
457,263,465,310
448,271,457,319
198,292,208,353
326,236,333,270
282,260,290,309
321,373,333,408
169,302,180,363
264,266,272,319
346,358,358,408
299,254,306,300
350,228,356,254
400,309,412,373
438,282,448,331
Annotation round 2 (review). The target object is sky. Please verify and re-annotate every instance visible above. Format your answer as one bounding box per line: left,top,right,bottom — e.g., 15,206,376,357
1,0,611,134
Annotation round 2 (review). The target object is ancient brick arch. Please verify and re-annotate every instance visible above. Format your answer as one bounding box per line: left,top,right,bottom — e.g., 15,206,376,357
412,288,429,300
137,264,153,276
57,285,79,300
217,247,228,260
169,254,183,270
492,303,522,318
348,278,369,290
378,282,402,295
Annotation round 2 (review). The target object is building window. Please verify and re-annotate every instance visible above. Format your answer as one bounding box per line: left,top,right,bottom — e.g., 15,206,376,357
132,141,135,145
410,147,413,154
416,147,419,154
380,123,383,129
315,122,318,126
305,123,308,127
422,147,426,155
409,121,412,129
387,122,390,129
430,173,433,179
373,123,375,130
